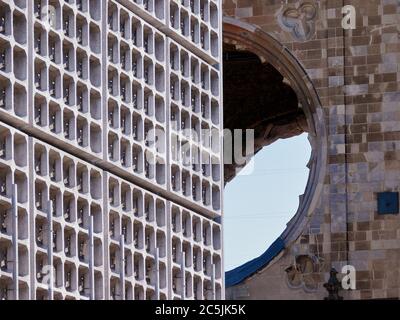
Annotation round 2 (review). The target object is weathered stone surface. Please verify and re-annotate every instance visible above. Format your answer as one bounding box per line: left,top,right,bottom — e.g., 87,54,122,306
223,47,308,183
224,0,400,300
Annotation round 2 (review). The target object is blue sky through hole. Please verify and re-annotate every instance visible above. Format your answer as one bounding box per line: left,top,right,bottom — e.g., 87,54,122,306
223,133,312,271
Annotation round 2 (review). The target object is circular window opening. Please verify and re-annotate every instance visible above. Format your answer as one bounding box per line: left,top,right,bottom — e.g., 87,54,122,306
222,19,327,274
223,46,311,269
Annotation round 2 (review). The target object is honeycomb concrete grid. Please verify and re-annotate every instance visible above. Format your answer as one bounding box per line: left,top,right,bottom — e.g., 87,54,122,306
0,0,223,300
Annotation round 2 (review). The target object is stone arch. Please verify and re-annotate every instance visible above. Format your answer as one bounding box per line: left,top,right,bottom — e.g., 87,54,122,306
223,16,327,249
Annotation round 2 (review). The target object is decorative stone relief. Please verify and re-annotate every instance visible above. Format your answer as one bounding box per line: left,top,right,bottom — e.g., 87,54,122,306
278,2,317,42
285,254,323,291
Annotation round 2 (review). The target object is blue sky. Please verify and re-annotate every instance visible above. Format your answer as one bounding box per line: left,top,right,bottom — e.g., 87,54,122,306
223,133,311,271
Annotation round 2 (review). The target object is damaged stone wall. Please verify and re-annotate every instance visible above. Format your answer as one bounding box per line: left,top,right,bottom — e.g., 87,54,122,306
224,0,400,300
223,46,308,183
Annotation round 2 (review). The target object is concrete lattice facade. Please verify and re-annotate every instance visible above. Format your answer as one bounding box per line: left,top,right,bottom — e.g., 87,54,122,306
0,0,223,300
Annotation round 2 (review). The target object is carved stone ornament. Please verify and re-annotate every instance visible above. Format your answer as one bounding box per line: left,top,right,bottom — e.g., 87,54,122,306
285,254,322,292
323,268,344,300
278,2,317,41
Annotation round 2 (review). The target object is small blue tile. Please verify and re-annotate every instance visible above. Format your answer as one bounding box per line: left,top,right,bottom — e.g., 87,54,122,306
377,192,399,215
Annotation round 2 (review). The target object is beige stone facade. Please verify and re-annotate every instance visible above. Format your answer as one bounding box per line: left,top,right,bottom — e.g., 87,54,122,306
224,0,400,300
